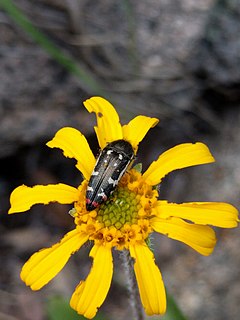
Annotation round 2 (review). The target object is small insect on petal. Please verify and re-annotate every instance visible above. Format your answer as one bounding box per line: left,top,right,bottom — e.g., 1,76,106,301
86,140,134,211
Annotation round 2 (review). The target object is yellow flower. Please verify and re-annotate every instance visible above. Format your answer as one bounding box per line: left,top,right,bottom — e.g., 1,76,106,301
9,97,239,319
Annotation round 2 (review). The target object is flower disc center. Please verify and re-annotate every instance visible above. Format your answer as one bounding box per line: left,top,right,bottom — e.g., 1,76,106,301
97,187,139,229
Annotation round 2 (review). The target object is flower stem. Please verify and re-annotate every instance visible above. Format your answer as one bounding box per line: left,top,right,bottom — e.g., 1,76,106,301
121,250,145,320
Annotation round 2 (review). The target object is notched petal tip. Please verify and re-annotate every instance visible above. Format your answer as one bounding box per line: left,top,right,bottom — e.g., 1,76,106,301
157,201,239,229
83,97,123,149
8,185,26,214
130,244,166,315
122,115,159,154
8,183,79,214
46,127,95,180
70,245,113,319
143,142,215,186
20,229,88,291
151,216,217,256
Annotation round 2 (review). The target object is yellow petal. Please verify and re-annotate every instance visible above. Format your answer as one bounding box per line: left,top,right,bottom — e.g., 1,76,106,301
151,216,216,256
129,244,166,315
122,115,159,153
21,229,88,290
70,245,113,319
83,97,123,149
9,184,79,214
46,127,95,180
157,201,239,228
142,143,215,185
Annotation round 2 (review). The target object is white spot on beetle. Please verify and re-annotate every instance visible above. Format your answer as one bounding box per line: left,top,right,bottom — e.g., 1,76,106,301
118,154,123,160
107,150,113,155
92,171,99,176
108,177,118,186
113,162,118,167
87,186,94,192
118,160,130,181
98,191,107,199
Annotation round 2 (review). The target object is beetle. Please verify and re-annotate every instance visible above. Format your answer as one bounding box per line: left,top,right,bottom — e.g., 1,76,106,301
86,139,134,211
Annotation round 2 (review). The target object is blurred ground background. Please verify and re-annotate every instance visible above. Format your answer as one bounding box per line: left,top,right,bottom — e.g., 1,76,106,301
0,0,240,319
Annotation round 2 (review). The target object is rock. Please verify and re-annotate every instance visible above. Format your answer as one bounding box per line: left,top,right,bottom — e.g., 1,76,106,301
188,0,240,105
0,46,92,157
